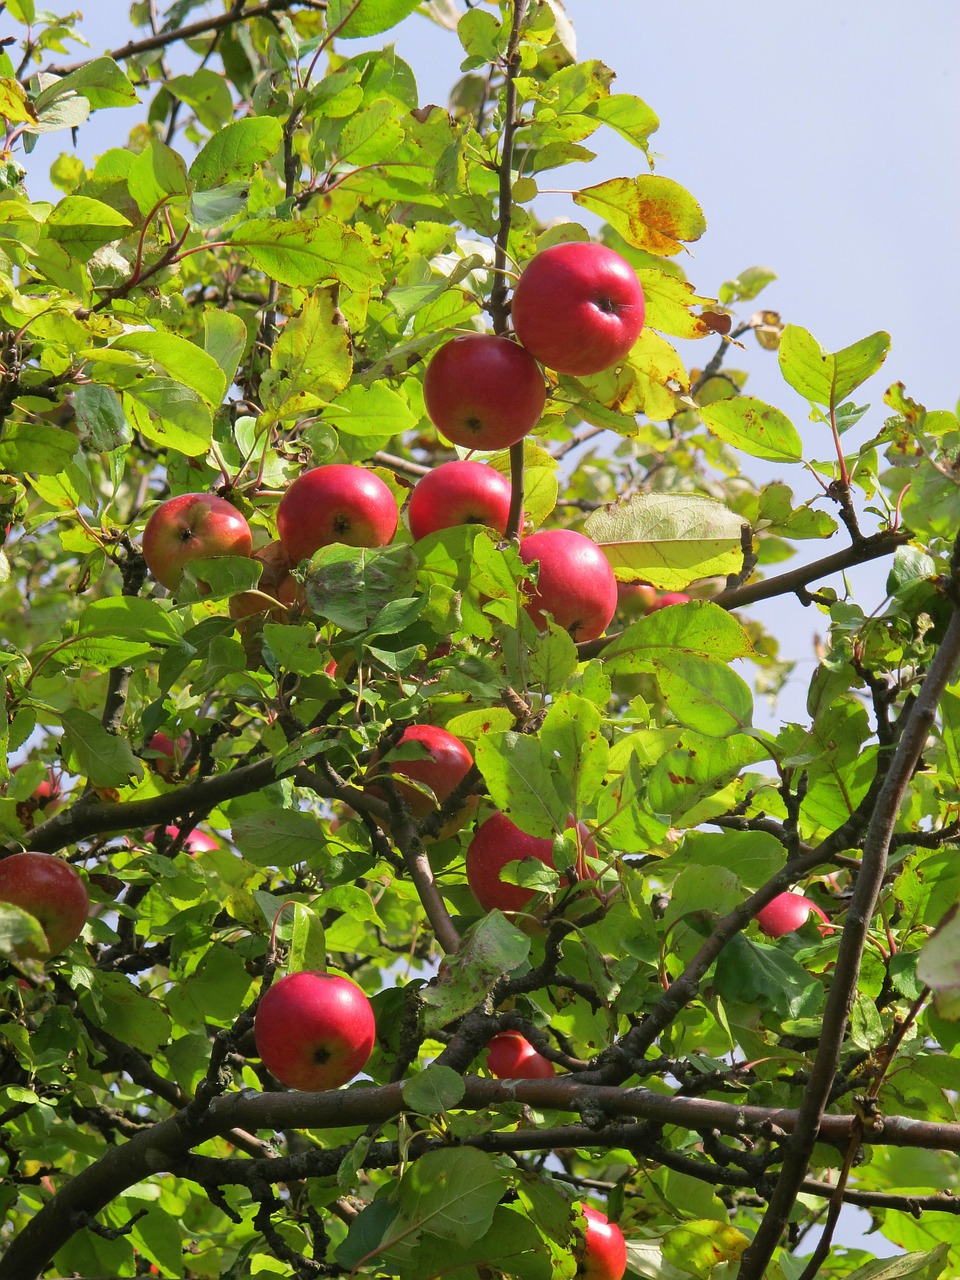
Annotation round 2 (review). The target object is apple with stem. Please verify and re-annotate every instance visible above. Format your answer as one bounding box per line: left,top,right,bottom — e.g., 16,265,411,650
408,460,514,541
511,241,645,377
141,492,253,590
366,724,477,836
0,852,89,960
519,529,618,642
485,1030,556,1079
276,464,398,565
576,1206,627,1280
756,891,830,938
254,970,376,1091
423,333,546,451
466,812,597,915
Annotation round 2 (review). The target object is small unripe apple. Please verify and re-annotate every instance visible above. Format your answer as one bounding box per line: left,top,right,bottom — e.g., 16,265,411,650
254,970,376,1092
142,492,253,590
423,334,546,452
576,1206,627,1280
617,581,658,617
519,529,618,642
511,242,645,377
276,465,398,565
485,1030,556,1079
466,812,597,915
0,852,89,959
756,891,830,938
408,460,514,540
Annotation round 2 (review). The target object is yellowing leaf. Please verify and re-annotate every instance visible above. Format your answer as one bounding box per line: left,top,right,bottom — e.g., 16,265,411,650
574,175,706,256
585,493,746,590
0,77,38,124
233,216,382,292
639,268,716,338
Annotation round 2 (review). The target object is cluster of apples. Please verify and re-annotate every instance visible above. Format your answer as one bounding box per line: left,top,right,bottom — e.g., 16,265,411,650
140,241,649,644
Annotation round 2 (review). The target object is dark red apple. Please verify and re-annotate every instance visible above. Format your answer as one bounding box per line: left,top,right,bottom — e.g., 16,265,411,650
253,970,376,1091
486,1030,556,1079
519,528,618,642
141,492,253,590
408,460,513,541
0,852,89,959
577,1205,627,1280
466,812,597,915
511,242,645,377
423,334,546,452
756,892,830,938
276,464,398,564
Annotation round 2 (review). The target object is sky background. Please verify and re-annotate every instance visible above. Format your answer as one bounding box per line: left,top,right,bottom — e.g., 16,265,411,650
15,2,960,1255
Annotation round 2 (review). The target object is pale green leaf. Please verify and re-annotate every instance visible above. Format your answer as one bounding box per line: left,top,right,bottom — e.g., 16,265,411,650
700,396,802,462
232,216,382,291
189,115,283,189
778,324,890,408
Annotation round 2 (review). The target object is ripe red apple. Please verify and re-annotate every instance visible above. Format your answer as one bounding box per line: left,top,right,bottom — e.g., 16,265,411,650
141,492,253,590
0,852,89,959
756,892,830,938
511,242,645,377
577,1206,627,1280
276,464,398,565
147,824,219,855
423,334,546,451
254,970,376,1091
485,1030,556,1079
466,812,597,915
519,529,618,642
145,731,191,779
366,724,477,835
408,460,514,541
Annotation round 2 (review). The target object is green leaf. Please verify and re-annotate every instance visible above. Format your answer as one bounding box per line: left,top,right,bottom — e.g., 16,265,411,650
326,0,422,37
131,1206,185,1279
718,265,777,305
73,384,132,450
230,809,328,869
122,378,213,456
0,423,78,474
289,902,327,975
189,115,283,188
653,652,754,737
474,731,568,838
647,731,767,820
232,216,382,291
301,544,416,632
402,1063,466,1115
203,310,248,390
189,182,250,229
165,944,254,1030
26,91,89,135
421,913,530,1032
638,268,716,340
164,69,233,132
127,139,190,216
918,905,960,1020
603,600,753,670
844,1245,950,1280
573,175,706,256
699,396,802,463
113,331,227,409
395,1147,504,1245
60,709,143,788
661,1220,748,1279
584,494,747,591
79,971,171,1054
409,1205,553,1280
0,903,47,960
325,382,418,442
260,291,353,425
590,93,659,151
33,57,138,111
539,694,609,813
778,324,890,407
714,933,824,1022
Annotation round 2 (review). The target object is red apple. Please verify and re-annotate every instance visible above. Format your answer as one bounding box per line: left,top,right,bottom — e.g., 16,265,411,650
466,812,597,915
0,852,89,959
10,763,64,814
142,492,253,590
519,529,618,642
511,242,645,377
649,591,692,611
276,465,398,565
423,334,546,451
408,460,514,541
577,1206,627,1280
366,724,477,835
254,970,376,1091
145,731,191,779
756,892,830,938
147,824,219,855
485,1030,556,1079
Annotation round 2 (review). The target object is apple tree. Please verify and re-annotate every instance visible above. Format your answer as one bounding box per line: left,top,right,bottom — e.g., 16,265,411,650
2,2,960,1278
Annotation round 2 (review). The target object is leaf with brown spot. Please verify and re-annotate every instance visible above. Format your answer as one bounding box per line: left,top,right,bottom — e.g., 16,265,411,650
574,175,706,256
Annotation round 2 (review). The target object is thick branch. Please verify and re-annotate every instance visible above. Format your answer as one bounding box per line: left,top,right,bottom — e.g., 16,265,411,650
7,1078,960,1280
